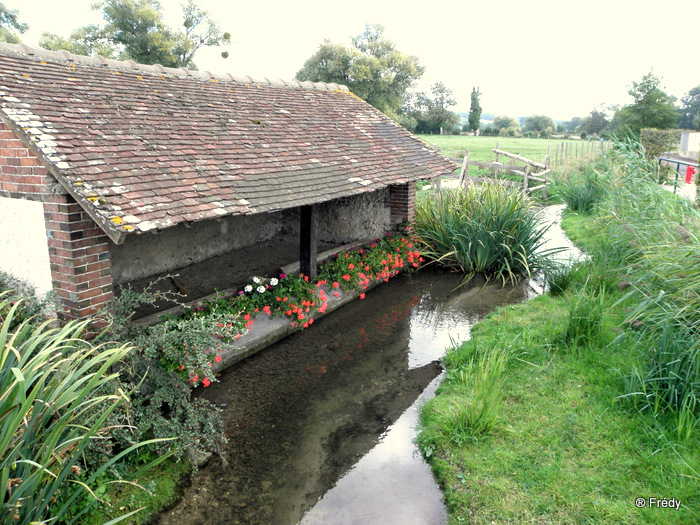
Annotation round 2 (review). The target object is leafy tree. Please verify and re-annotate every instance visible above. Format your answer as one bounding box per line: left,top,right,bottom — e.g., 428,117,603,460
0,2,27,43
577,109,609,136
467,87,482,135
40,25,117,58
564,117,582,133
426,82,459,134
678,85,700,130
613,71,677,136
401,84,459,134
39,0,229,69
296,24,424,119
523,114,555,137
492,115,519,131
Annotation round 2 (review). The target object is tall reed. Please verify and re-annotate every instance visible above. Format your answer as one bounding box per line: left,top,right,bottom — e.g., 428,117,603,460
414,182,553,284
0,295,170,525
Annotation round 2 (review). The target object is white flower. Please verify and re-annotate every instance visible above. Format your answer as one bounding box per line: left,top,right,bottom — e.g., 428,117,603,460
253,276,262,284
256,286,266,293
244,284,253,293
270,278,279,286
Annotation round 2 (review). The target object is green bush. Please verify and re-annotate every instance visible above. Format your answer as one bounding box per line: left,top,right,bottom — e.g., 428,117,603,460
620,317,700,441
0,294,168,524
414,182,554,284
552,163,606,214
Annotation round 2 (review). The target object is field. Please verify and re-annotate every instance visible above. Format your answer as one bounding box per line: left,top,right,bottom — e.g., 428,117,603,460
416,134,597,167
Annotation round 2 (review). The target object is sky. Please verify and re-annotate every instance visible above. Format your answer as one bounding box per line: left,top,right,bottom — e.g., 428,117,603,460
11,0,700,121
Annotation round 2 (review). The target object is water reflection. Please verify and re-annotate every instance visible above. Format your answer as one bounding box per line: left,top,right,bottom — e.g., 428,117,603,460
156,270,534,525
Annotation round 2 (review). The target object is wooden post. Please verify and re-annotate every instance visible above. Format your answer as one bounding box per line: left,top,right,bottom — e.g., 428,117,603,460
434,175,442,195
523,164,530,191
459,149,470,187
299,204,318,279
543,154,550,201
494,142,500,178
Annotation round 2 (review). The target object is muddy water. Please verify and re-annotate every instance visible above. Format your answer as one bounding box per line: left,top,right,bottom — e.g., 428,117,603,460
156,269,536,525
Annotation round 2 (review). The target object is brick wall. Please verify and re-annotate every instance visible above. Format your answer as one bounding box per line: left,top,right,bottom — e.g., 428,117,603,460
389,182,417,225
0,122,114,322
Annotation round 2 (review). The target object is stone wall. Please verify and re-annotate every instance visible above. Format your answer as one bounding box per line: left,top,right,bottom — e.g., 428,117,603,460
109,187,396,285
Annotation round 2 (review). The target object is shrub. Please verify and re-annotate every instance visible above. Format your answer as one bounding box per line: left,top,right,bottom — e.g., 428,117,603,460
419,347,507,452
0,294,168,524
103,284,230,460
552,163,606,214
561,286,606,348
620,317,700,441
414,182,555,284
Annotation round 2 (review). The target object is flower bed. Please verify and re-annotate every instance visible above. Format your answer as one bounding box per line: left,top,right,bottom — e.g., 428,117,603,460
187,229,424,386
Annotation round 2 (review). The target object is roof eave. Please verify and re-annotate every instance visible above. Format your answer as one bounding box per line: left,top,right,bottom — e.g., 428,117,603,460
0,113,128,245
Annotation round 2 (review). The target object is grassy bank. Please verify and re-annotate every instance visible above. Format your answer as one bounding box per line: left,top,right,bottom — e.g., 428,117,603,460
417,134,584,163
418,141,700,523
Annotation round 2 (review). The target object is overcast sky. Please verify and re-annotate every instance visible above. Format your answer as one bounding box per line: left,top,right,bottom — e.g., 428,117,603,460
13,0,700,121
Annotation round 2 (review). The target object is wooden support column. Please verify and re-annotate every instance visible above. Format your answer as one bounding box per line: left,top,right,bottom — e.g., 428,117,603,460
299,204,318,279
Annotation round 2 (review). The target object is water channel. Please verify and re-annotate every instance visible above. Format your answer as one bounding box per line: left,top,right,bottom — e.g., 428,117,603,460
156,270,536,525
156,205,578,525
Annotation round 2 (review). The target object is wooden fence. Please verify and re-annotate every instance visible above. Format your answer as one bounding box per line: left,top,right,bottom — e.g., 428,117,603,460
455,146,551,198
551,139,611,167
437,140,612,198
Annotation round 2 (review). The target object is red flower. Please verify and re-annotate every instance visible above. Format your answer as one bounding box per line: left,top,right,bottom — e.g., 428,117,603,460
332,281,339,288
263,305,271,315
215,354,222,363
342,274,351,281
202,378,211,387
360,293,366,299
348,263,355,270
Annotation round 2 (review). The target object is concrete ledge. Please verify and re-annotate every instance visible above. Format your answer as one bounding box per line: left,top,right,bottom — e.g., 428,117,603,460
213,279,383,373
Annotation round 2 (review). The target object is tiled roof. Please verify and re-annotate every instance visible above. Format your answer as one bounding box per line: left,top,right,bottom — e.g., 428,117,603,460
0,43,456,244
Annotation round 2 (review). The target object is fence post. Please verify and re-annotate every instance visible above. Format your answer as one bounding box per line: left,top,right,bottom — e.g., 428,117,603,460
543,153,550,201
523,164,530,191
459,148,470,188
494,142,500,178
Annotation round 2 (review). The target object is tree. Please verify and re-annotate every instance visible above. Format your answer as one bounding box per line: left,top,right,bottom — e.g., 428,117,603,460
523,114,555,137
564,117,582,133
426,82,458,134
296,24,424,119
492,115,519,131
678,85,700,130
0,3,27,43
39,0,229,69
577,108,609,136
467,87,482,135
613,71,677,136
400,84,459,134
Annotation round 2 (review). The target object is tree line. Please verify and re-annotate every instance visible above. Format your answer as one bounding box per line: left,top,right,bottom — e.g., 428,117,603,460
2,3,698,139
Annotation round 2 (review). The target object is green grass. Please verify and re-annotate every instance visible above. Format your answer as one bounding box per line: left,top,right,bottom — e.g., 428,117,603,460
417,134,588,164
419,294,700,524
418,141,700,523
80,458,192,525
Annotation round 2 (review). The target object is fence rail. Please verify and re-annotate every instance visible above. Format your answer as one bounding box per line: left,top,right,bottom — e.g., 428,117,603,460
441,140,612,198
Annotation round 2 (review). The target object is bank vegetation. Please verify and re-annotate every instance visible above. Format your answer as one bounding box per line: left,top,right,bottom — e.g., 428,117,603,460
417,138,700,523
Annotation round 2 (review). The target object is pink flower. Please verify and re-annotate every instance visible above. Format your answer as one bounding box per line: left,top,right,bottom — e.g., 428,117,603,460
202,378,211,387
215,354,222,363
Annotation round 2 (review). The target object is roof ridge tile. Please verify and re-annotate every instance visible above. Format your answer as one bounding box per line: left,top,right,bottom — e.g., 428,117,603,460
0,42,349,92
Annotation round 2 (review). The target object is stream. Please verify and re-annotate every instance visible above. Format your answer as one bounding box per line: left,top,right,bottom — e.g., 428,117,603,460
156,205,579,525
156,270,536,525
